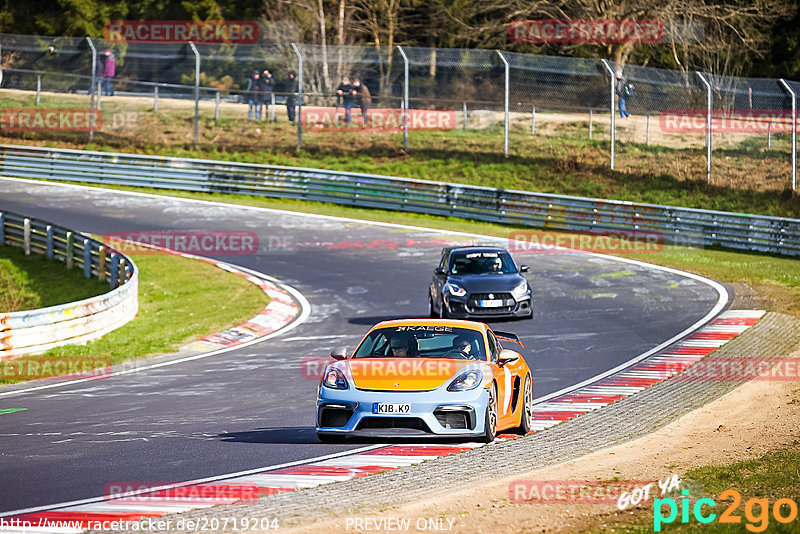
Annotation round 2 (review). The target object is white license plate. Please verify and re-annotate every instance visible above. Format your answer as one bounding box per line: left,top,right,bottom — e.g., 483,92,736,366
478,299,503,307
373,403,411,414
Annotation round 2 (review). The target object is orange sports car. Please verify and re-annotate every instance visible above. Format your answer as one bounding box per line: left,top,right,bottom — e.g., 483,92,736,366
316,319,533,442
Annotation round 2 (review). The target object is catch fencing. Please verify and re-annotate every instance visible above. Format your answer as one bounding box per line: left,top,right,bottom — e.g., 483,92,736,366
0,144,797,258
0,32,797,191
0,209,138,359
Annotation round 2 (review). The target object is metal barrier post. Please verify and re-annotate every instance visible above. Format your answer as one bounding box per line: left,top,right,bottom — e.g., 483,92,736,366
23,218,31,255
497,50,509,157
397,46,409,151
97,82,102,109
589,109,593,139
779,79,797,191
83,239,92,278
86,37,96,141
188,41,200,149
531,106,536,135
98,246,107,282
646,113,650,145
154,85,159,112
65,232,73,268
270,93,276,122
696,72,712,184
600,59,615,169
215,90,220,124
768,121,772,149
0,213,4,246
36,75,41,105
46,225,54,259
291,43,303,150
463,101,467,131
110,253,119,288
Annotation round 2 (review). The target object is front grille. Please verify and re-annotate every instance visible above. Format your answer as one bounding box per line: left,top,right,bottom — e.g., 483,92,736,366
467,292,515,313
319,406,353,428
356,417,431,432
471,292,513,300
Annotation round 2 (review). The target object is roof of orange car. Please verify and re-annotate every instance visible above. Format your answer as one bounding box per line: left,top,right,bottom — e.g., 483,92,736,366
370,318,486,332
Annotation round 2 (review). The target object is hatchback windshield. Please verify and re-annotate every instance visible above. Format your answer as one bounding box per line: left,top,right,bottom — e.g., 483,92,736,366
449,251,516,275
353,326,487,360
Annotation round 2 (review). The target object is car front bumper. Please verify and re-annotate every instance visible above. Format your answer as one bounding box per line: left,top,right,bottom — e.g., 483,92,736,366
444,295,532,319
316,385,490,439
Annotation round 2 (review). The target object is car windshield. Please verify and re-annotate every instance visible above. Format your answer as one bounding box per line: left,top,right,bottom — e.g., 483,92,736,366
449,251,516,275
353,326,487,361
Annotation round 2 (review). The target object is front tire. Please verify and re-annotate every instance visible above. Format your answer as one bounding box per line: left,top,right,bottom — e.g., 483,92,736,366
515,375,533,434
428,296,437,318
479,386,497,443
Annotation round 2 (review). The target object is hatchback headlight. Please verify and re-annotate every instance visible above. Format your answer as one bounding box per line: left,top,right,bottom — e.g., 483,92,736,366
322,367,349,390
444,282,466,297
447,368,483,391
511,280,529,300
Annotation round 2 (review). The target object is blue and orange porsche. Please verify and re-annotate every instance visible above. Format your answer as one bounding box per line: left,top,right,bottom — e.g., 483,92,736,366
316,319,533,442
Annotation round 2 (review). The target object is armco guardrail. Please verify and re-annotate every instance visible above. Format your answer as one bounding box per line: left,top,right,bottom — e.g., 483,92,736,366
0,210,138,359
0,143,799,256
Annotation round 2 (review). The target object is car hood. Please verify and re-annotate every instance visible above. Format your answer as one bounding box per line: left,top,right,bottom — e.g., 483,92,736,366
447,273,526,293
345,358,473,391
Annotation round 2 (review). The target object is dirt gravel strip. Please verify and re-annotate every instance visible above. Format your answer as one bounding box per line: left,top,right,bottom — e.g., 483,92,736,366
88,310,800,533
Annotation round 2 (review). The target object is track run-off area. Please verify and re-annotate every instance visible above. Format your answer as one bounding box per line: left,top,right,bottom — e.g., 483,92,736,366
0,177,730,521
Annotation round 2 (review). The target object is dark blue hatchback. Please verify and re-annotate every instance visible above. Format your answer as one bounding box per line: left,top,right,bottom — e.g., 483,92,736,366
428,246,533,320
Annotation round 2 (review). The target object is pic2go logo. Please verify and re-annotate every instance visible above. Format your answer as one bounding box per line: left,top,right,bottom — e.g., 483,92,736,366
654,489,799,532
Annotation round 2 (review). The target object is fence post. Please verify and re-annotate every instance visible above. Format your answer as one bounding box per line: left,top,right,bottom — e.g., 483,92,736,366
696,72,712,184
86,37,96,141
83,239,92,278
23,218,31,255
646,113,650,145
98,246,107,282
65,231,73,268
110,253,119,288
397,46,409,152
768,121,772,149
463,101,467,131
600,60,615,169
589,109,593,139
97,81,102,109
531,105,536,135
36,75,41,105
188,41,200,149
496,50,509,157
779,79,797,191
215,89,221,124
154,85,159,112
46,225,54,259
290,43,303,150
270,93,276,122
0,212,4,245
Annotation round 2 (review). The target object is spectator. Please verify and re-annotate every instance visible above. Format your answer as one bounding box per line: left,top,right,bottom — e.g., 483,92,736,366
102,49,115,96
615,70,633,118
336,77,354,125
285,70,298,122
260,69,274,120
245,70,260,120
352,78,371,126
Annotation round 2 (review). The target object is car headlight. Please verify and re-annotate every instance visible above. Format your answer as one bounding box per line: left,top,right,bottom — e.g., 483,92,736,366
322,367,349,390
511,280,529,300
444,282,466,297
447,368,483,391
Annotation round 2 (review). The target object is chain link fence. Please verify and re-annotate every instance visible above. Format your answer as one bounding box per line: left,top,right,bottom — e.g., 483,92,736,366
0,31,797,192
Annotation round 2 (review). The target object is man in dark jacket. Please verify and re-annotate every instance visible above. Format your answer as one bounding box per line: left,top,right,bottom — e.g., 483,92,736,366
245,70,260,120
615,71,632,118
352,78,371,126
260,69,274,120
285,70,298,122
336,77,355,125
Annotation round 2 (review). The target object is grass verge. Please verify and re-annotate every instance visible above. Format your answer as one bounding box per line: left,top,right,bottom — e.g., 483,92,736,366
0,245,108,311
583,447,800,533
0,250,268,384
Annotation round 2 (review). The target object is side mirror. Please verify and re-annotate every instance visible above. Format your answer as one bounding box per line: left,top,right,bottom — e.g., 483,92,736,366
498,349,519,366
434,267,446,275
519,265,530,273
330,347,347,360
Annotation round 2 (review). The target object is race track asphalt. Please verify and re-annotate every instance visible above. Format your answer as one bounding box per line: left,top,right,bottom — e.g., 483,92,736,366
0,179,725,513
